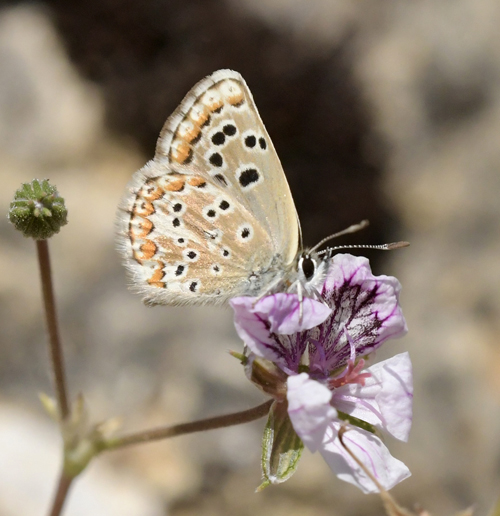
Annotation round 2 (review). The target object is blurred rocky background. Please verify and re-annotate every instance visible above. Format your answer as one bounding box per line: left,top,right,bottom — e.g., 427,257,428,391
1,0,499,515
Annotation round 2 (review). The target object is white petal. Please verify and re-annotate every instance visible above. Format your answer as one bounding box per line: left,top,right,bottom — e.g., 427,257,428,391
332,353,413,442
287,374,337,453
320,422,411,493
373,352,413,441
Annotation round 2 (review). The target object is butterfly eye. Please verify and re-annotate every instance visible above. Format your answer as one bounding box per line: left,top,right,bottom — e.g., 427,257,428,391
300,255,316,280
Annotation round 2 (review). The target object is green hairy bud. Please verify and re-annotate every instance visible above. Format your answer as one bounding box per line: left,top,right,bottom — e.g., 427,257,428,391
8,179,68,240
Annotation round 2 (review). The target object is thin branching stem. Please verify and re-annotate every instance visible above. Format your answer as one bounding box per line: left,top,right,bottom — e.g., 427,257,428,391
105,399,274,450
48,472,73,516
36,239,69,419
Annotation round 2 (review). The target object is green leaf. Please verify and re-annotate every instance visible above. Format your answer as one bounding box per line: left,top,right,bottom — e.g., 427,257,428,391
258,400,304,491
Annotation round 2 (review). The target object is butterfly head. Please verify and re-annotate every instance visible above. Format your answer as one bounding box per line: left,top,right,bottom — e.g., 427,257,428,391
295,248,332,296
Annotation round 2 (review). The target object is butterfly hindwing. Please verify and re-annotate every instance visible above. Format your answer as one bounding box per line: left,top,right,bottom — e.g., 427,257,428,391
120,163,276,305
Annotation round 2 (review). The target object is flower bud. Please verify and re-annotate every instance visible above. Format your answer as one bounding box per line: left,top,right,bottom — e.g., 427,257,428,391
258,400,303,490
8,179,68,239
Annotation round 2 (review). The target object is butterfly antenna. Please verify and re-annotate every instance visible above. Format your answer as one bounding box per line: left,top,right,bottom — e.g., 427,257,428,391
310,220,370,253
317,241,410,256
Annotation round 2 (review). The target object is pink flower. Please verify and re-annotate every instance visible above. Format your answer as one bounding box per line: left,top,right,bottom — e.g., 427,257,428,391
230,254,412,493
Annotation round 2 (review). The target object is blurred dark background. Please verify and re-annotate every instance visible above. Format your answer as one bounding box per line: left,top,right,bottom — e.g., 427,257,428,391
44,0,394,250
1,1,499,515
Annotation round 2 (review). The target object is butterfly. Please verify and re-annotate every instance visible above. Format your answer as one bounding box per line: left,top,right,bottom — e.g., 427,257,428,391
117,69,359,307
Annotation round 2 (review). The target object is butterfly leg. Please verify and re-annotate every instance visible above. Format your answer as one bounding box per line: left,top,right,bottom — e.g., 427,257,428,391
310,286,328,306
297,281,304,325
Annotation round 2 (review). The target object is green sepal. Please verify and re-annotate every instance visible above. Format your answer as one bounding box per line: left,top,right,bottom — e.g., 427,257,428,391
228,350,247,364
257,400,304,491
337,410,377,434
39,392,59,421
8,179,68,240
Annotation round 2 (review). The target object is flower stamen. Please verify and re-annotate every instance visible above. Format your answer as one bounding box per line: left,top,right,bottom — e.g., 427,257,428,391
329,358,371,389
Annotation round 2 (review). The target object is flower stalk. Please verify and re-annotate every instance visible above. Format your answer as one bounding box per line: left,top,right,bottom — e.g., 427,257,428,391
104,400,273,450
37,239,70,420
48,473,73,516
41,394,272,515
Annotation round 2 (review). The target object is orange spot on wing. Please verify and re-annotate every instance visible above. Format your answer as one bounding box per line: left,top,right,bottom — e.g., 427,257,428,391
187,177,206,187
133,200,155,220
148,263,165,288
204,96,224,112
143,185,164,202
171,140,192,164
179,125,201,143
189,106,210,127
140,240,157,260
140,201,155,216
138,218,153,238
227,89,244,106
165,177,186,191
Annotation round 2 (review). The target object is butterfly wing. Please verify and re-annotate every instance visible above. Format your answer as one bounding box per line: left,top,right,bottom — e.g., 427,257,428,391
117,70,300,305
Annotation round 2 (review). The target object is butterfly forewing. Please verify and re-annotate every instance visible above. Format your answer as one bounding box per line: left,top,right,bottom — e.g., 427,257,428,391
157,70,300,259
117,70,300,305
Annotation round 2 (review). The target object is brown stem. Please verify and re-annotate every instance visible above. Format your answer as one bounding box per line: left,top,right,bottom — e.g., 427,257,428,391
105,399,273,450
36,240,69,419
48,472,73,516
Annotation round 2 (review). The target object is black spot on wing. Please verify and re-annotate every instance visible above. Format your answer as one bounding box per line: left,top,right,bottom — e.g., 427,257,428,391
211,132,225,145
245,135,256,148
209,153,223,167
238,168,260,188
223,124,237,136
214,174,228,186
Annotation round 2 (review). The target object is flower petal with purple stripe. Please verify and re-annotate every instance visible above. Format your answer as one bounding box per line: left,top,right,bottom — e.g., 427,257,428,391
310,254,407,374
230,294,330,370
